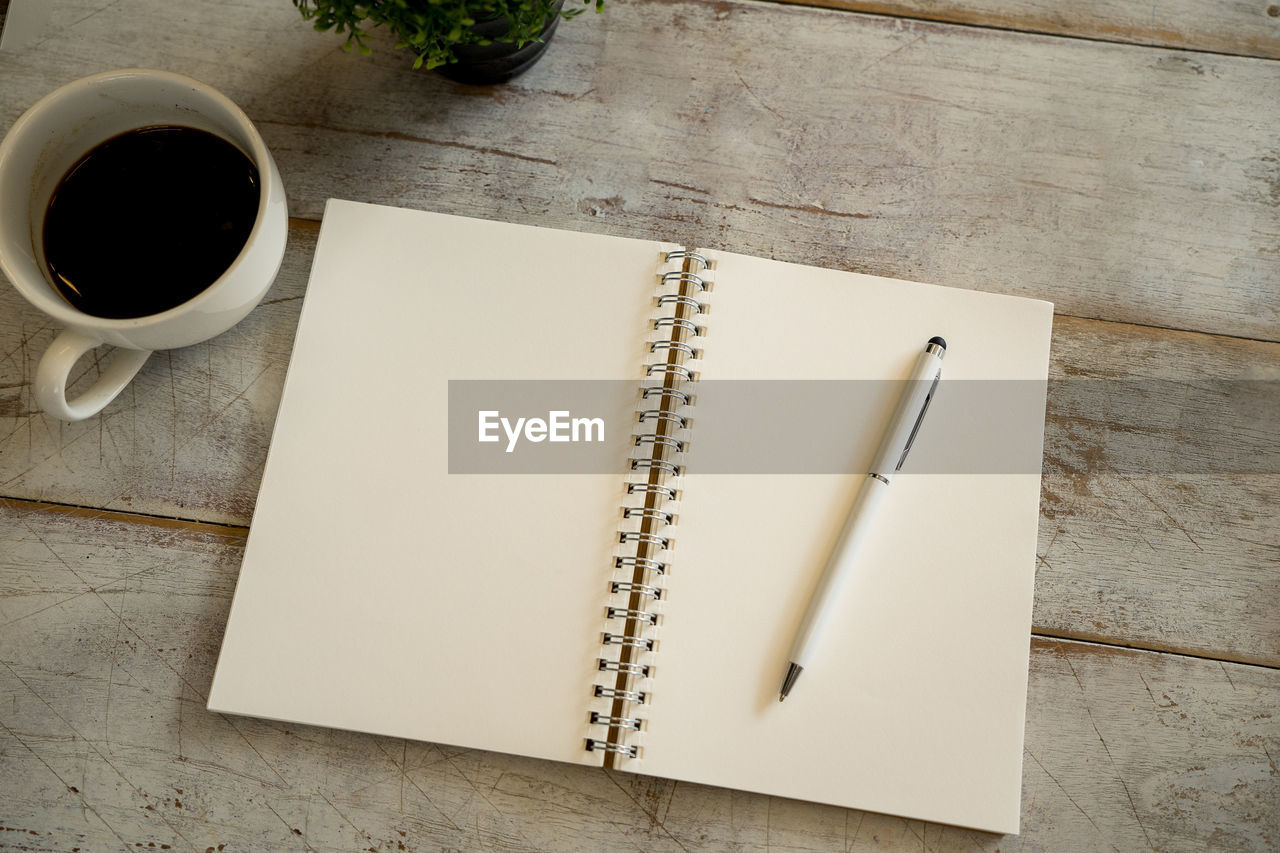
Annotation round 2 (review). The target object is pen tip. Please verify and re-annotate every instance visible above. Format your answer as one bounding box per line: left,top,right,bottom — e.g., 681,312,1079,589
779,662,803,702
927,336,947,351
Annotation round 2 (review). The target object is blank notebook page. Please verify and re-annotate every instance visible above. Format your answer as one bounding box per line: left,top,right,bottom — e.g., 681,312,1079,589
208,201,660,766
639,250,1053,834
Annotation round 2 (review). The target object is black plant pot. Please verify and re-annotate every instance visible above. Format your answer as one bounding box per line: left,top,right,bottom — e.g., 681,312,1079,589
437,1,564,84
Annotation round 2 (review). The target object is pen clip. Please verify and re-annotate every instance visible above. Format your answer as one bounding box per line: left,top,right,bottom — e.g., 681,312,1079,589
894,370,941,472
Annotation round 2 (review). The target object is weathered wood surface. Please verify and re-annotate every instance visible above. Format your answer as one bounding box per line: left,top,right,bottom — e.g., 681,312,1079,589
1,501,1276,852
3,226,1276,667
12,0,1280,61
2,0,1278,340
771,0,1280,60
1,0,1278,849
1038,316,1280,668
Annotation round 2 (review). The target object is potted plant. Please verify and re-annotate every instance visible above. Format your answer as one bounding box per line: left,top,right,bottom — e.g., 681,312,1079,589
292,0,602,84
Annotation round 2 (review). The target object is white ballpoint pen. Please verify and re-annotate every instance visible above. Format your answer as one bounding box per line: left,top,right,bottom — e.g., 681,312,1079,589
779,336,947,701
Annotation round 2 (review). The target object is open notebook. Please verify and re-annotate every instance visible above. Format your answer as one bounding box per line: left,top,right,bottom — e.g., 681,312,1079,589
208,199,1053,835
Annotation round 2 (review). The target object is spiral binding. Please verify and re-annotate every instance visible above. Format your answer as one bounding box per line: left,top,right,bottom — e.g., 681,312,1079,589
623,506,674,526
637,409,688,429
641,385,691,406
651,340,700,358
602,632,654,650
588,246,713,763
619,531,669,549
626,483,678,501
590,711,643,729
646,363,695,383
595,685,647,703
657,294,705,314
585,739,638,757
633,434,685,454
607,607,659,625
598,658,651,675
610,581,662,598
614,555,667,574
630,457,682,477
653,317,703,337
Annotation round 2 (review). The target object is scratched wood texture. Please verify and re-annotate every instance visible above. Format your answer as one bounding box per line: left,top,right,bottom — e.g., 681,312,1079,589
770,0,1280,59
2,223,1277,667
0,0,1278,850
2,0,1279,341
1,501,1276,852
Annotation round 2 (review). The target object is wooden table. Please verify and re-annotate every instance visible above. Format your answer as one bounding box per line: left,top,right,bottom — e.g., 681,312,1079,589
1,1,1277,850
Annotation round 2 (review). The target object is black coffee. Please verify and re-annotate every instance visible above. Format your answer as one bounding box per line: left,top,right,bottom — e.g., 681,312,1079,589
42,125,260,319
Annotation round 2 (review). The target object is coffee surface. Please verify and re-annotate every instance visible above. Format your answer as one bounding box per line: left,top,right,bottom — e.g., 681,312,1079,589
42,125,260,319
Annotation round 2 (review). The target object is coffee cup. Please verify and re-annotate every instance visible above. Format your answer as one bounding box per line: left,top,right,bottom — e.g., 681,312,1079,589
0,68,288,421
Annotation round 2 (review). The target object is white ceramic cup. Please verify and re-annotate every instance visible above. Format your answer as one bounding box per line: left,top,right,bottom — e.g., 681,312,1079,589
0,68,288,421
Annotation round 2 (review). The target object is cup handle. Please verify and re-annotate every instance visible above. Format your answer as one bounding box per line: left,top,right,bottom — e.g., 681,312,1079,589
34,329,152,421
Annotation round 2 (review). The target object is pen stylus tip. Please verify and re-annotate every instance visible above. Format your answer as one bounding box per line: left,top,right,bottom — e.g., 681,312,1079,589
779,662,803,702
927,336,947,351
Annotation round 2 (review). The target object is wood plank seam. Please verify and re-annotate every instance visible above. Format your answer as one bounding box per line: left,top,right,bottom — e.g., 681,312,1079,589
1033,633,1280,674
278,218,1278,346
0,496,248,538
5,495,1271,670
747,0,1280,61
